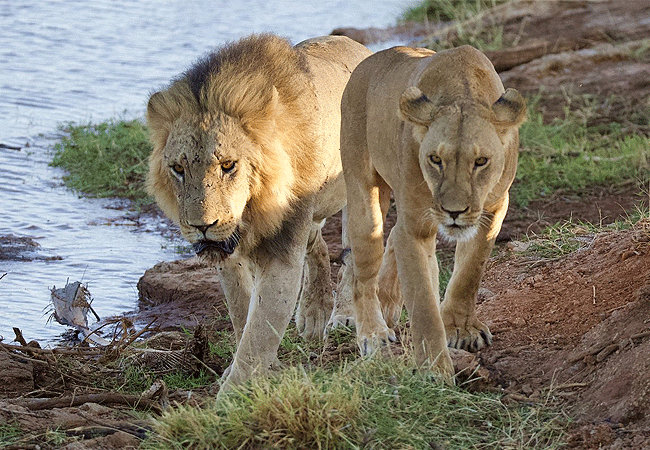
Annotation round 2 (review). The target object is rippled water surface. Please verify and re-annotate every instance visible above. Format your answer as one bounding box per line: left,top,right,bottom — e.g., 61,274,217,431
0,0,413,343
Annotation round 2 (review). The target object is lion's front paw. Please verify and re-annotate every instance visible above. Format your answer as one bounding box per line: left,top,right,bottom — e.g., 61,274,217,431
445,318,492,352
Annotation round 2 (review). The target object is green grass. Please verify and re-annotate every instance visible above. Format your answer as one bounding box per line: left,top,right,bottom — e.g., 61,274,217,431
513,96,650,207
51,119,152,202
400,0,507,24
142,357,569,450
0,423,22,447
401,0,510,52
518,205,649,260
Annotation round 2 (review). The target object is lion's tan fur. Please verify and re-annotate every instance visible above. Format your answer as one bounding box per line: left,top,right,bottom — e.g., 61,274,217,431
147,35,327,244
145,34,372,391
340,45,526,377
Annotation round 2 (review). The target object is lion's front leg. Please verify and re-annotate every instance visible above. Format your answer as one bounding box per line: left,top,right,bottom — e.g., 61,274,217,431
219,250,306,394
295,223,334,341
217,253,254,346
440,197,508,352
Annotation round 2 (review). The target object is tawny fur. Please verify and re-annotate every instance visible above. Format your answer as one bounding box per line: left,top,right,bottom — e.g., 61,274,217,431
145,34,372,392
339,45,526,378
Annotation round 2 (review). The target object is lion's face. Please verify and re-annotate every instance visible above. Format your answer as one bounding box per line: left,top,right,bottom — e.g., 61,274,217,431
156,114,259,261
399,86,525,242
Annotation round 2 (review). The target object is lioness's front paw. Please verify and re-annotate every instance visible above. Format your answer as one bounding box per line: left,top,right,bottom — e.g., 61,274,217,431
445,321,492,352
357,326,397,357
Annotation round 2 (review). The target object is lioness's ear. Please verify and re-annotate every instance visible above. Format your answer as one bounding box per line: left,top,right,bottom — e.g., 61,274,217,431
491,88,526,126
398,86,437,126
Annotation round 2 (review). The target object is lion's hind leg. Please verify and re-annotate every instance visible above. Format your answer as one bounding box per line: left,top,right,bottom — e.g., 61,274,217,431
295,222,334,341
327,208,356,333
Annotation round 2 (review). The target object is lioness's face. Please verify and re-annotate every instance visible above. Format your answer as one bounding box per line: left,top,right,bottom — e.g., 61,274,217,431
162,115,256,260
416,110,506,241
398,86,525,242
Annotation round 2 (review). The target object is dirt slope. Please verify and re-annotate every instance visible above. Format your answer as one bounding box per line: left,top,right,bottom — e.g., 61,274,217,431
479,221,650,448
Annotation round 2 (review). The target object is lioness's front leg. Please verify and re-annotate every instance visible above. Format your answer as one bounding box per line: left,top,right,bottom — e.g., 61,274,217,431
440,196,509,352
220,248,306,394
295,223,333,340
347,178,395,355
392,222,454,379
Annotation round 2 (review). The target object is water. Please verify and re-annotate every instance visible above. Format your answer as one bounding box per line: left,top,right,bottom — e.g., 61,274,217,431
0,0,414,344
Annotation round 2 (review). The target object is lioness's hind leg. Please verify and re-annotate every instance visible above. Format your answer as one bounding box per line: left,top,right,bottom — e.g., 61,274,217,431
327,247,355,331
378,228,402,329
296,223,334,341
327,207,355,333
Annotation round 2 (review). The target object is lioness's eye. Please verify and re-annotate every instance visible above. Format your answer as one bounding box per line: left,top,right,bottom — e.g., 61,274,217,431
171,164,184,176
429,154,442,166
474,157,488,167
221,161,236,173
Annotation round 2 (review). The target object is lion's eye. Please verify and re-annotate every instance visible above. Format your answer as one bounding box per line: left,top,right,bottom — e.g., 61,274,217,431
429,154,442,166
474,157,488,167
171,164,184,176
221,161,236,173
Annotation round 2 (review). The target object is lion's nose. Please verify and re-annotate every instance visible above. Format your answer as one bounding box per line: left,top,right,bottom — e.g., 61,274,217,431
194,219,219,236
442,206,469,220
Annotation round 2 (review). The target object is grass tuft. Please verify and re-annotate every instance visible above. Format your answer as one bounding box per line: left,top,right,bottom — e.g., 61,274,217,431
143,357,569,450
400,0,507,24
514,95,650,207
51,119,152,202
0,423,22,447
145,367,361,450
402,0,511,52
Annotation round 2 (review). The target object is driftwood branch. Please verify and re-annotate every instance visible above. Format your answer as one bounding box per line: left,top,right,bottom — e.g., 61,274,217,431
14,393,163,413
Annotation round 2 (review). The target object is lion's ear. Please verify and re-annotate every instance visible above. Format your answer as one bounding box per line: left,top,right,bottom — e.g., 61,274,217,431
491,88,526,126
398,86,438,126
147,91,171,125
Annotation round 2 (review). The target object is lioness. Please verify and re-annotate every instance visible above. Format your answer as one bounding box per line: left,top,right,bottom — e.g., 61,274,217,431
146,34,371,390
340,45,526,376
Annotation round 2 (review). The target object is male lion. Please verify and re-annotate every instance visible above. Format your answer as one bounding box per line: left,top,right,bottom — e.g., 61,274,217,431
340,45,526,377
146,34,371,390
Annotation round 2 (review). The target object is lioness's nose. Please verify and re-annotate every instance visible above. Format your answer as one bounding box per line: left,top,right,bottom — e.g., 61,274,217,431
442,206,469,220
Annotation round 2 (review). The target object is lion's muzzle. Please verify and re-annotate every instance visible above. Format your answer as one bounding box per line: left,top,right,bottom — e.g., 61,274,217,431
193,232,241,258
